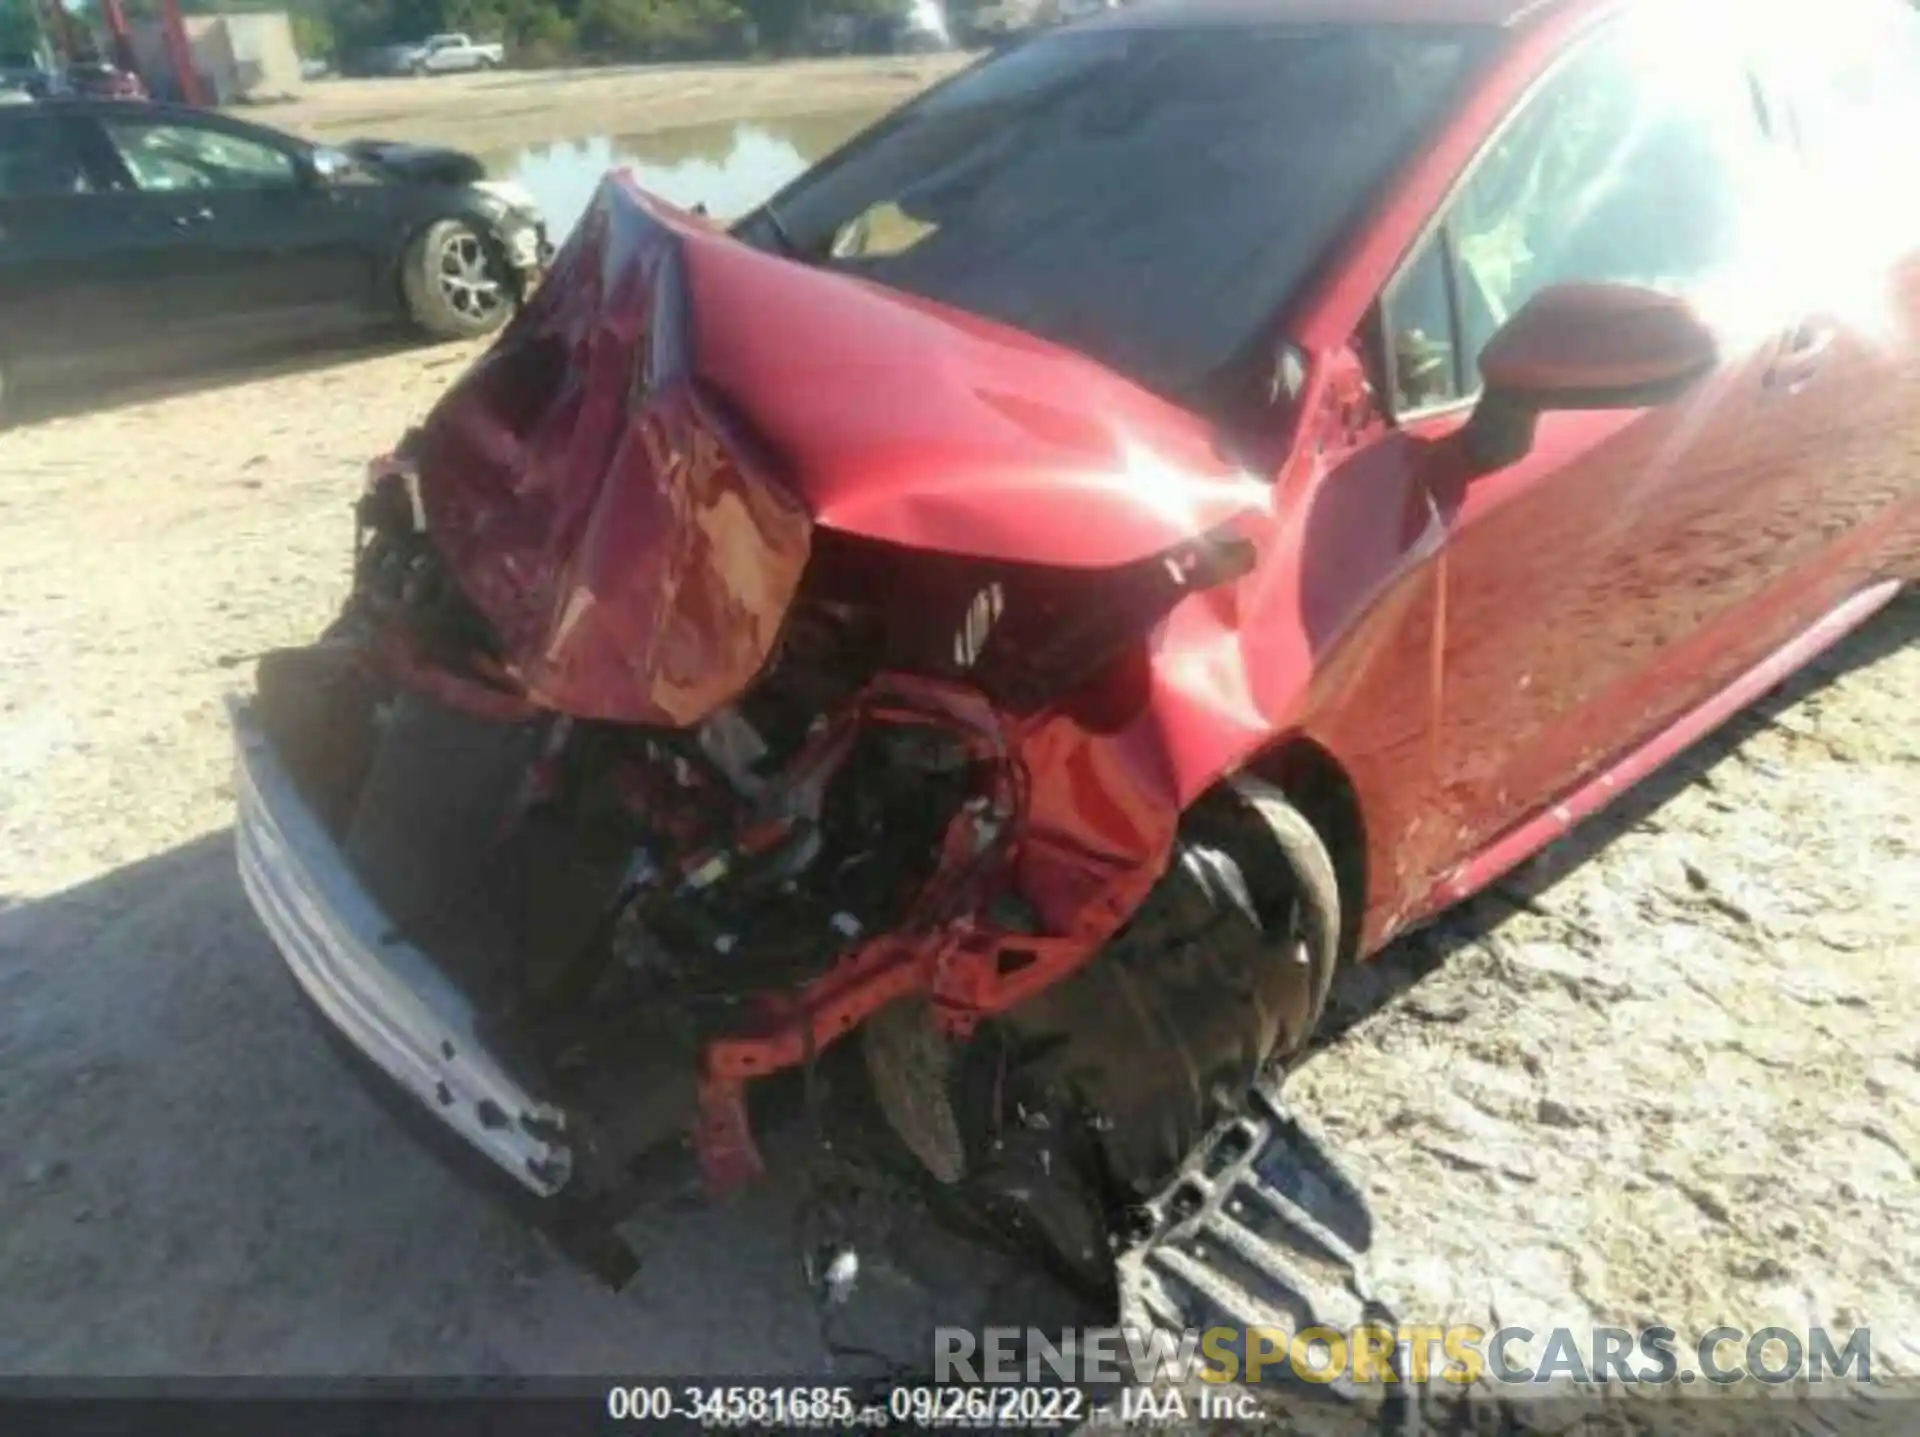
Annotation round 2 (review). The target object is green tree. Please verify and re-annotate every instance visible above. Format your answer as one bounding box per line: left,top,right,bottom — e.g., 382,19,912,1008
735,0,902,55
288,6,336,57
504,7,576,65
1,0,45,61
576,0,744,59
94,0,926,71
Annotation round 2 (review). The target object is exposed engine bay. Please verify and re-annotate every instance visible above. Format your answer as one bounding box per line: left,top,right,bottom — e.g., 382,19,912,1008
232,176,1333,1303
338,462,997,1008
253,456,1258,1212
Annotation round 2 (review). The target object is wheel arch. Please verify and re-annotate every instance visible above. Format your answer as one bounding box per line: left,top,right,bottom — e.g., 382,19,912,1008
384,214,441,312
1240,734,1369,969
970,755,1349,1207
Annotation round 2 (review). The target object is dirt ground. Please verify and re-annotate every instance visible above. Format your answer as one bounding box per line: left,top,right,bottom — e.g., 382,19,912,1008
258,55,970,152
1297,597,1920,1384
0,61,1916,1400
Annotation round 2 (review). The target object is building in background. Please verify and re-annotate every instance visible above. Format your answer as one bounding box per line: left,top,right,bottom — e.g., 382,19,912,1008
129,10,303,104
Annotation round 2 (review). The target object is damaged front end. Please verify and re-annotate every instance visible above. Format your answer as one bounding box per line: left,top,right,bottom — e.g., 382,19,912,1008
231,175,1266,1271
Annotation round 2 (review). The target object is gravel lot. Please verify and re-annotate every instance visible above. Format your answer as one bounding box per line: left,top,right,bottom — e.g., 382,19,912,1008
264,55,970,151
0,342,1915,1388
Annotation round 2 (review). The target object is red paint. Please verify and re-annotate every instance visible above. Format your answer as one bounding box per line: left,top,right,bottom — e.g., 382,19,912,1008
685,207,1269,567
1431,578,1904,907
1478,283,1718,397
380,0,1920,1188
100,0,138,78
696,671,1173,1116
694,1076,763,1192
158,0,203,107
412,181,1266,728
413,193,814,730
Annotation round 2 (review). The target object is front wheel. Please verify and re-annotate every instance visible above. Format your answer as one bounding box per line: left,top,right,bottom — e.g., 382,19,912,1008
1003,777,1342,1194
868,778,1343,1291
401,219,515,341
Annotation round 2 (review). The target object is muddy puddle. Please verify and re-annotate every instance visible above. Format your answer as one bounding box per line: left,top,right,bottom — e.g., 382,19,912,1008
490,110,881,239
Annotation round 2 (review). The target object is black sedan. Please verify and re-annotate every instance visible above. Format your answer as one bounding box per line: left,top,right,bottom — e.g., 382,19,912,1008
0,100,548,413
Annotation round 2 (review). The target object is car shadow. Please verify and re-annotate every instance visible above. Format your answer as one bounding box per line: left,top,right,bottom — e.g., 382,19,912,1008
6,330,433,427
0,829,1086,1376
1311,584,1918,1050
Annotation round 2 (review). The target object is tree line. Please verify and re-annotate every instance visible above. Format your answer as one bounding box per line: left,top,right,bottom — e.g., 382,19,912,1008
312,0,932,65
2,0,982,68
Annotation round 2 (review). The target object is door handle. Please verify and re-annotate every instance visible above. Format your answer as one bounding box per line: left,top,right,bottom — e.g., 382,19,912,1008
1763,320,1835,394
171,206,215,229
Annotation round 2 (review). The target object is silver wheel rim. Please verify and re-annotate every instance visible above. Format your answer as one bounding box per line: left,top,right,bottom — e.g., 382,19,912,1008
435,230,505,322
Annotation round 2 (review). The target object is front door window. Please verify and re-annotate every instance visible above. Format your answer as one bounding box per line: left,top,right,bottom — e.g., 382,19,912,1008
101,121,298,193
1381,24,1776,416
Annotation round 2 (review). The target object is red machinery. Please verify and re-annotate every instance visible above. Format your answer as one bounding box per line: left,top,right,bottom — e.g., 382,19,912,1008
39,0,204,106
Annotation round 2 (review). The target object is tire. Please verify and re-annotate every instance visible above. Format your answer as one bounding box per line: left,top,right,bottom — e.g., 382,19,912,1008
867,779,1342,1294
988,777,1342,1195
401,219,515,341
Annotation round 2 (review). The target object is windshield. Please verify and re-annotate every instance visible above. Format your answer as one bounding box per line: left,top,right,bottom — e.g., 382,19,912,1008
739,23,1493,400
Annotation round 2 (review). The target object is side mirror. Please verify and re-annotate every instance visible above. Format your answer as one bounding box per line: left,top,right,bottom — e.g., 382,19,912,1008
1463,282,1718,471
304,146,353,187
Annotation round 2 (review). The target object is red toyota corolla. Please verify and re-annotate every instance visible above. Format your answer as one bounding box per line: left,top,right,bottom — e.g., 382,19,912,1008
231,0,1920,1286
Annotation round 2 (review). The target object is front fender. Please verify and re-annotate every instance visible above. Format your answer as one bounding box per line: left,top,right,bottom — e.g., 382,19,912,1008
1004,435,1444,961
1005,563,1317,948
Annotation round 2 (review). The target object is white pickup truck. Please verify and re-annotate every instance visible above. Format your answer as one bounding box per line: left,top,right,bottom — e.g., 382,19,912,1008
409,33,505,74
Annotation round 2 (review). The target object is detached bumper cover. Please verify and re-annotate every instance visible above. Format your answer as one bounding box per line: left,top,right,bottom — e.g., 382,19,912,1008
229,697,573,1197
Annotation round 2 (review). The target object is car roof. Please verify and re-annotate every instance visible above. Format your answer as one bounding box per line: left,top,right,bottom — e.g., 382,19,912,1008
1,99,318,157
1086,0,1578,30
22,97,302,134
29,98,182,120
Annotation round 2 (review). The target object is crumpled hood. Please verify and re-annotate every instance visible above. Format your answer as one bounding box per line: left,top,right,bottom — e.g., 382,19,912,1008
410,173,1267,727
341,138,486,187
